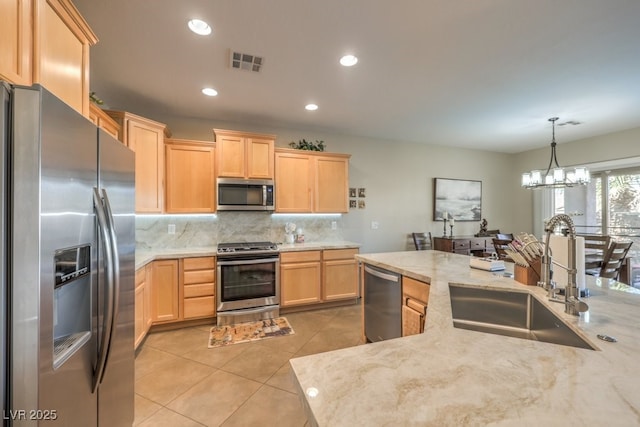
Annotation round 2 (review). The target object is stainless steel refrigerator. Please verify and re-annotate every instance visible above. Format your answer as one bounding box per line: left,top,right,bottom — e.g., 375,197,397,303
1,82,134,426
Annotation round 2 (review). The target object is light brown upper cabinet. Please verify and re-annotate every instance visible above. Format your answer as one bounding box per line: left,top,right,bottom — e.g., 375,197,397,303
105,110,170,213
315,154,350,213
1,0,97,116
275,148,350,213
275,150,314,213
165,139,216,213
89,103,120,140
1,0,32,85
213,129,275,179
34,0,97,116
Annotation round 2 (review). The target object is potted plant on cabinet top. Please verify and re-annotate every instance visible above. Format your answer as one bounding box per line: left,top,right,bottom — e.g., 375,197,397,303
289,139,325,151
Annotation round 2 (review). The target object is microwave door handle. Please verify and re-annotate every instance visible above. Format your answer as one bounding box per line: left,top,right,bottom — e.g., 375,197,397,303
263,185,267,206
97,189,120,384
92,188,115,393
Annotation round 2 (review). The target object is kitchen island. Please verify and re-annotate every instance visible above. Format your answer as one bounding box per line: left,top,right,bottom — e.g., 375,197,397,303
289,250,640,426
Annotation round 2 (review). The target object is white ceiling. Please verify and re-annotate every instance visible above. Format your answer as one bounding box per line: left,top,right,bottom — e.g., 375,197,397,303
73,0,640,153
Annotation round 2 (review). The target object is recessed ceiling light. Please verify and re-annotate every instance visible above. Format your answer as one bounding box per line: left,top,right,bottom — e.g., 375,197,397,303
202,88,218,96
188,19,212,36
305,104,318,111
339,55,358,67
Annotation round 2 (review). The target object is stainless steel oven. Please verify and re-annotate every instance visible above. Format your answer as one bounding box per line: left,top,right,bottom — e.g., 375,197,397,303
216,242,279,325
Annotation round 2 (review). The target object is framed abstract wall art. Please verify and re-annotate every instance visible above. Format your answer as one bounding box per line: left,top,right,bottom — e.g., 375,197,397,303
433,178,482,221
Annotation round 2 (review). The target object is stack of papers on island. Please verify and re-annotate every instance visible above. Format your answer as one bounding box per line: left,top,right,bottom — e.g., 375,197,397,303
469,257,506,271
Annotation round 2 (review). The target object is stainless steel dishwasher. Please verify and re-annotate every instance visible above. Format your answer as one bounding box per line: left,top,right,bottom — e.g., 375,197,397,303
364,264,401,342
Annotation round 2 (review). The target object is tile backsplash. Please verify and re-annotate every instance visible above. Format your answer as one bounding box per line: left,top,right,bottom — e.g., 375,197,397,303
136,212,345,250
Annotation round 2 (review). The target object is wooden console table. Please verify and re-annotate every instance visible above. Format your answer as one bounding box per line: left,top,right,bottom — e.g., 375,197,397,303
433,236,495,257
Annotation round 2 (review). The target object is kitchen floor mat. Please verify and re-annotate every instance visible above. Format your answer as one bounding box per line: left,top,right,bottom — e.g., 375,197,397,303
208,317,295,348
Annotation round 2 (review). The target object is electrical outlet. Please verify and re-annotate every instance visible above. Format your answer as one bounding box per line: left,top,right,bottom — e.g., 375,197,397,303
331,221,337,230
371,221,379,230
168,224,176,234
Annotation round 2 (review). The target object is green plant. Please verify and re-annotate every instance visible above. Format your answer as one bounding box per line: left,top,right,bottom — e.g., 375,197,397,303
289,139,325,151
89,92,104,105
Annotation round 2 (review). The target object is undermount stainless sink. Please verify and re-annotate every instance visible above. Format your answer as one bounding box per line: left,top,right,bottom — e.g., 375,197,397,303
449,284,597,350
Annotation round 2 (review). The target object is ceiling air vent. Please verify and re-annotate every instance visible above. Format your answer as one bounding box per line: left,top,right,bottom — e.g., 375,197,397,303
230,51,263,72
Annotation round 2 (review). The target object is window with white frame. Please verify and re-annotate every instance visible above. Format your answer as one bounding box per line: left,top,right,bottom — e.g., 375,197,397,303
553,168,639,258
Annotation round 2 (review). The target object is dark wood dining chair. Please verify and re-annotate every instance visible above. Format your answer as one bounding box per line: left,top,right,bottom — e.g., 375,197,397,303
492,238,513,261
579,234,611,276
412,232,432,250
599,241,633,280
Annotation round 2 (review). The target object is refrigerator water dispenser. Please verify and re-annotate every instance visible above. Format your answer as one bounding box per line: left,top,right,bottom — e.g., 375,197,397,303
53,245,92,369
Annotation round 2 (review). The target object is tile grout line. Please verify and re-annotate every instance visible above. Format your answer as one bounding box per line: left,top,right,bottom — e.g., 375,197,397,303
134,305,362,426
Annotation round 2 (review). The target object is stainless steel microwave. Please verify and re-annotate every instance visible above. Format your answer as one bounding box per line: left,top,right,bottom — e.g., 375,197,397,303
217,178,275,211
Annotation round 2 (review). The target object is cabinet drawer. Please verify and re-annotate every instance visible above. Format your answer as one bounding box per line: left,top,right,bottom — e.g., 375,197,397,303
470,239,486,250
184,269,215,285
406,297,426,313
135,267,146,286
183,256,215,270
402,303,424,337
184,296,215,319
323,248,359,261
184,283,215,298
402,276,430,305
452,240,470,250
280,250,321,263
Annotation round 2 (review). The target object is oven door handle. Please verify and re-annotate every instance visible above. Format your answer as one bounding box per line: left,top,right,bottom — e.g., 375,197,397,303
218,306,278,317
217,257,279,266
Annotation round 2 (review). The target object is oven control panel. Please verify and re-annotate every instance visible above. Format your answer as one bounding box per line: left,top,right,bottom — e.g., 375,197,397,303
217,241,278,254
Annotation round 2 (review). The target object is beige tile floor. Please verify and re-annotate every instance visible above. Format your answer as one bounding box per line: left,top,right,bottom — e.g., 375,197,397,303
134,303,364,427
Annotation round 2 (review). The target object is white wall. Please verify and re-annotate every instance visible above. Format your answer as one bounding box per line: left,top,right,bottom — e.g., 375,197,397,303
155,114,518,253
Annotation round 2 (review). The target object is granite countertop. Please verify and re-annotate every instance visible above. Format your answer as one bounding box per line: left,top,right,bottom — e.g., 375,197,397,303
134,241,360,270
289,250,640,426
277,241,360,252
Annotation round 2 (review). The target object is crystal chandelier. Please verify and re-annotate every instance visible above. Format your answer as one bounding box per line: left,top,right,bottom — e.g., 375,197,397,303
521,117,590,189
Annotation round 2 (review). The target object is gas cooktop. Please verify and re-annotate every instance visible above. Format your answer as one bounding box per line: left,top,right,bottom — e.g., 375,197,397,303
216,241,279,254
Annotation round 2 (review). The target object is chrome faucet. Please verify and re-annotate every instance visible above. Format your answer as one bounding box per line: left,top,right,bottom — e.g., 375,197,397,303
538,214,589,316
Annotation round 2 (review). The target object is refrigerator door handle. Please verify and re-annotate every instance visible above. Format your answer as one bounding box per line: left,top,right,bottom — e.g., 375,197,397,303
92,187,116,393
99,188,121,384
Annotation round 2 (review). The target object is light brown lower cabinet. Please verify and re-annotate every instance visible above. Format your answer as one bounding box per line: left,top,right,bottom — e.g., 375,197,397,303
134,268,146,349
135,249,357,338
181,256,216,320
280,251,322,307
281,248,359,308
135,257,217,344
401,276,430,337
134,264,154,349
322,248,359,300
151,259,180,323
